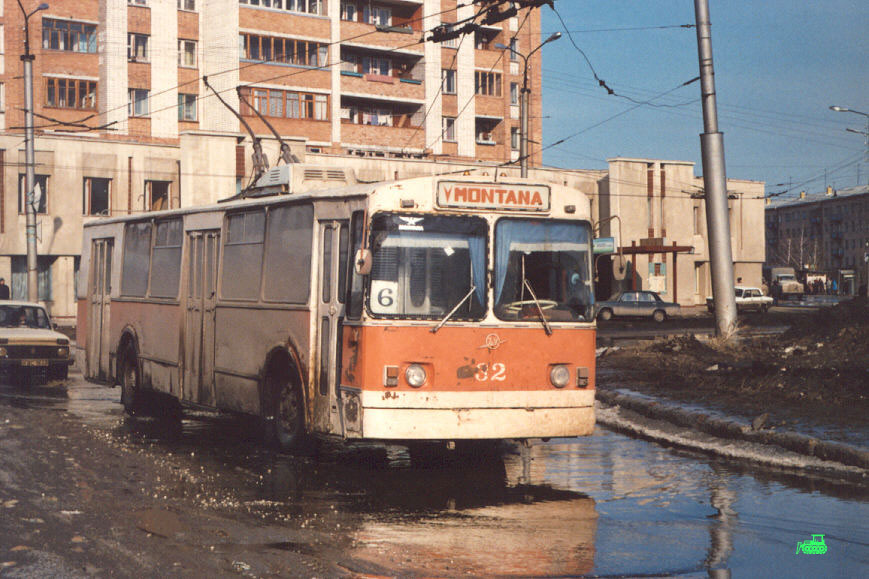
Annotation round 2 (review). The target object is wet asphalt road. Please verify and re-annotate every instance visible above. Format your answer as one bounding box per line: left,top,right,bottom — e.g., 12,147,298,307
0,371,867,577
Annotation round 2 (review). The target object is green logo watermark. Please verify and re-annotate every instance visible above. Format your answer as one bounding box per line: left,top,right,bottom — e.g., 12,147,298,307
796,534,827,555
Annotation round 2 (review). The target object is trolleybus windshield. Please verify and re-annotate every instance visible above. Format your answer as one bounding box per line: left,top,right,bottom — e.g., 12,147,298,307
368,214,487,320
494,219,594,322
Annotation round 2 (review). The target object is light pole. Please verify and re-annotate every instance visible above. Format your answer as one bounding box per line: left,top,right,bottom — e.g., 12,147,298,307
496,32,560,177
830,105,869,158
18,1,49,302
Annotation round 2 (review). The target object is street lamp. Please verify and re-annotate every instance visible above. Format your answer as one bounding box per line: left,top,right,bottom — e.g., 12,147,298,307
18,1,49,302
829,105,869,157
496,32,561,177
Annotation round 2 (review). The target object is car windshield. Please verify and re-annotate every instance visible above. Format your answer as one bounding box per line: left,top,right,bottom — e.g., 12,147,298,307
367,214,487,320
0,305,51,329
494,218,594,322
779,274,795,281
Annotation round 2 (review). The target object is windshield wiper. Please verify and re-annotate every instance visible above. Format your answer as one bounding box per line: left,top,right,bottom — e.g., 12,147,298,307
431,286,476,334
523,279,553,336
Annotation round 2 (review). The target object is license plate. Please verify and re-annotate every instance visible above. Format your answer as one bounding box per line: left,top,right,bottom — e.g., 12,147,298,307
21,360,49,367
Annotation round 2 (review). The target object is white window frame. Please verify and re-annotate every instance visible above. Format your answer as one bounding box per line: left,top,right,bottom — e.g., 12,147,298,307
178,93,197,121
442,69,456,95
178,39,197,68
129,89,150,117
442,116,456,142
127,33,149,62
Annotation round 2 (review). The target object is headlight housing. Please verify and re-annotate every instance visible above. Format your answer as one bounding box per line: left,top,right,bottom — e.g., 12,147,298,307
57,347,69,357
550,365,570,388
405,364,427,388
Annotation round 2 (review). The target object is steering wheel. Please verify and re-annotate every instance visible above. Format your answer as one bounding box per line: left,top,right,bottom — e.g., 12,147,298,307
503,299,558,314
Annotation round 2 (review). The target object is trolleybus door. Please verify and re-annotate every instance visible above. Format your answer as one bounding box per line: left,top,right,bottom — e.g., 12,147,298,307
184,230,220,405
315,220,349,434
87,238,113,381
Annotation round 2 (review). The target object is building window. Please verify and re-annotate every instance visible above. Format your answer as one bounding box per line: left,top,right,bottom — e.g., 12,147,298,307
178,39,197,67
178,0,195,10
45,77,96,110
475,71,502,97
363,5,391,26
693,205,702,235
442,117,456,141
42,19,97,53
509,38,519,61
239,0,325,16
510,82,519,105
128,89,150,117
362,56,390,76
442,69,456,95
240,34,327,67
178,93,197,121
18,174,48,214
83,177,111,216
147,181,171,211
441,35,458,49
11,256,53,301
340,2,356,21
128,0,147,5
510,127,519,150
127,33,149,62
239,87,329,121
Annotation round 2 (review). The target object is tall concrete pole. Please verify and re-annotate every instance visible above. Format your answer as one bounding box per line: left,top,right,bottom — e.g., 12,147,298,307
19,1,48,302
694,0,737,337
520,85,530,177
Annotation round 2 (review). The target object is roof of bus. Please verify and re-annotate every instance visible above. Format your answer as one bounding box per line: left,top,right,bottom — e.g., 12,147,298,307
82,173,590,228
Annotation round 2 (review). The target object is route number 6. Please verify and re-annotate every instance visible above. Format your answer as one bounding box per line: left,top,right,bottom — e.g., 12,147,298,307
475,362,506,382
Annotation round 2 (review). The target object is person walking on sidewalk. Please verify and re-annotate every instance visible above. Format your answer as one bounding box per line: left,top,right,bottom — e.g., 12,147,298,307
0,278,10,300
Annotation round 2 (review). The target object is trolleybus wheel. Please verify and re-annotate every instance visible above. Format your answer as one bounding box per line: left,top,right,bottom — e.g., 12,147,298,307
264,362,306,452
120,346,144,416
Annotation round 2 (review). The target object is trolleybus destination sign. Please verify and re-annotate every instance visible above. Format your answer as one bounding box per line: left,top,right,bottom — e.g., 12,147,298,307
436,181,550,212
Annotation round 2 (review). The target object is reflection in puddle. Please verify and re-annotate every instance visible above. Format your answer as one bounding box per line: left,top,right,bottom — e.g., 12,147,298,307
4,377,866,577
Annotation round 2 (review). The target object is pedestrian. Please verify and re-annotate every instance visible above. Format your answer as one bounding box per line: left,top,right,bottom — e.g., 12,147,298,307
0,278,9,300
831,279,838,295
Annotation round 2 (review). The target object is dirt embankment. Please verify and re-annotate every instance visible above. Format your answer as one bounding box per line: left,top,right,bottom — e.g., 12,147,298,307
598,299,869,427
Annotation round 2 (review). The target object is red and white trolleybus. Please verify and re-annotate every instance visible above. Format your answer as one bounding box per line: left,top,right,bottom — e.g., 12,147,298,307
77,168,597,450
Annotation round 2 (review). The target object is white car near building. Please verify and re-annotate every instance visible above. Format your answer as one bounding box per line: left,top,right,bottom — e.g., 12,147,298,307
0,301,73,384
706,286,773,313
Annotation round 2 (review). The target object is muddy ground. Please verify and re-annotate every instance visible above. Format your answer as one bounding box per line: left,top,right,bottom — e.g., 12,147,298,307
598,298,869,436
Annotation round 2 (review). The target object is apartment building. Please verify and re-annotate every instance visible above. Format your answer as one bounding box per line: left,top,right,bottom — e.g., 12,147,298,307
596,158,766,305
0,0,545,321
765,185,869,295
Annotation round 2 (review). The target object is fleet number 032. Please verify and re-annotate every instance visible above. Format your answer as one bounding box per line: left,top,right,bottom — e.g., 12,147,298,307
475,363,506,382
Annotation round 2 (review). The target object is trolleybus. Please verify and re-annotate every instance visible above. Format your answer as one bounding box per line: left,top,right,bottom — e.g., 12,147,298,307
77,168,597,450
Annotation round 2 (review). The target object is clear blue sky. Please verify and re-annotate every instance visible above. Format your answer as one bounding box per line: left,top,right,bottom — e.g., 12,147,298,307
540,1,868,197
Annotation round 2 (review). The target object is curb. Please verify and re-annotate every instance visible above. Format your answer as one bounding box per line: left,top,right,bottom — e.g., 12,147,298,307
595,389,869,471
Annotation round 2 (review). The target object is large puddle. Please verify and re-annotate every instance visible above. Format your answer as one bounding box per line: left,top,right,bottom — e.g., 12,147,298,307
2,376,867,576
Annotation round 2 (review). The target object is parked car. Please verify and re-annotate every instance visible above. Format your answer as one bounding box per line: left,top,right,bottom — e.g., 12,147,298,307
0,301,72,383
706,286,773,313
595,291,680,322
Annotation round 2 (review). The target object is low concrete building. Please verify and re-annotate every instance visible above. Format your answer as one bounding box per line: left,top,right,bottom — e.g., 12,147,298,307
594,158,766,306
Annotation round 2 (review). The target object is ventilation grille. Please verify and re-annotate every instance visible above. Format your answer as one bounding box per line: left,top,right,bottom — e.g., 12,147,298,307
303,168,347,182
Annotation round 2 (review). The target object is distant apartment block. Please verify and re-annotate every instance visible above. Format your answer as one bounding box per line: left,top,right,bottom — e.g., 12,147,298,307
765,185,869,295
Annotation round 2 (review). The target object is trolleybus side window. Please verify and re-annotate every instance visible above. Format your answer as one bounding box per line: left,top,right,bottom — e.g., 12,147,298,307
222,210,265,300
367,214,487,319
263,204,313,303
150,218,183,298
121,221,152,297
494,219,594,322
346,211,365,319
337,223,349,305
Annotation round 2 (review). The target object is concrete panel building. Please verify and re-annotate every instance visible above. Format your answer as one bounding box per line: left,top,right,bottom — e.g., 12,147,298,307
765,185,869,295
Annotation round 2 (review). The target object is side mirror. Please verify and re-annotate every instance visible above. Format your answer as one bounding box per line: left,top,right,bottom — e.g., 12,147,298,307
354,249,372,275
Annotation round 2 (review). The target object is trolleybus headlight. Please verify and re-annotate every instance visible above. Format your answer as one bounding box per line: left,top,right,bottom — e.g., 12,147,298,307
405,364,427,388
550,365,570,388
57,347,69,357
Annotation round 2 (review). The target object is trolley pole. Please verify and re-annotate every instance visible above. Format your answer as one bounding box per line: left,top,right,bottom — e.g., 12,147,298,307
694,0,737,337
19,1,49,302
